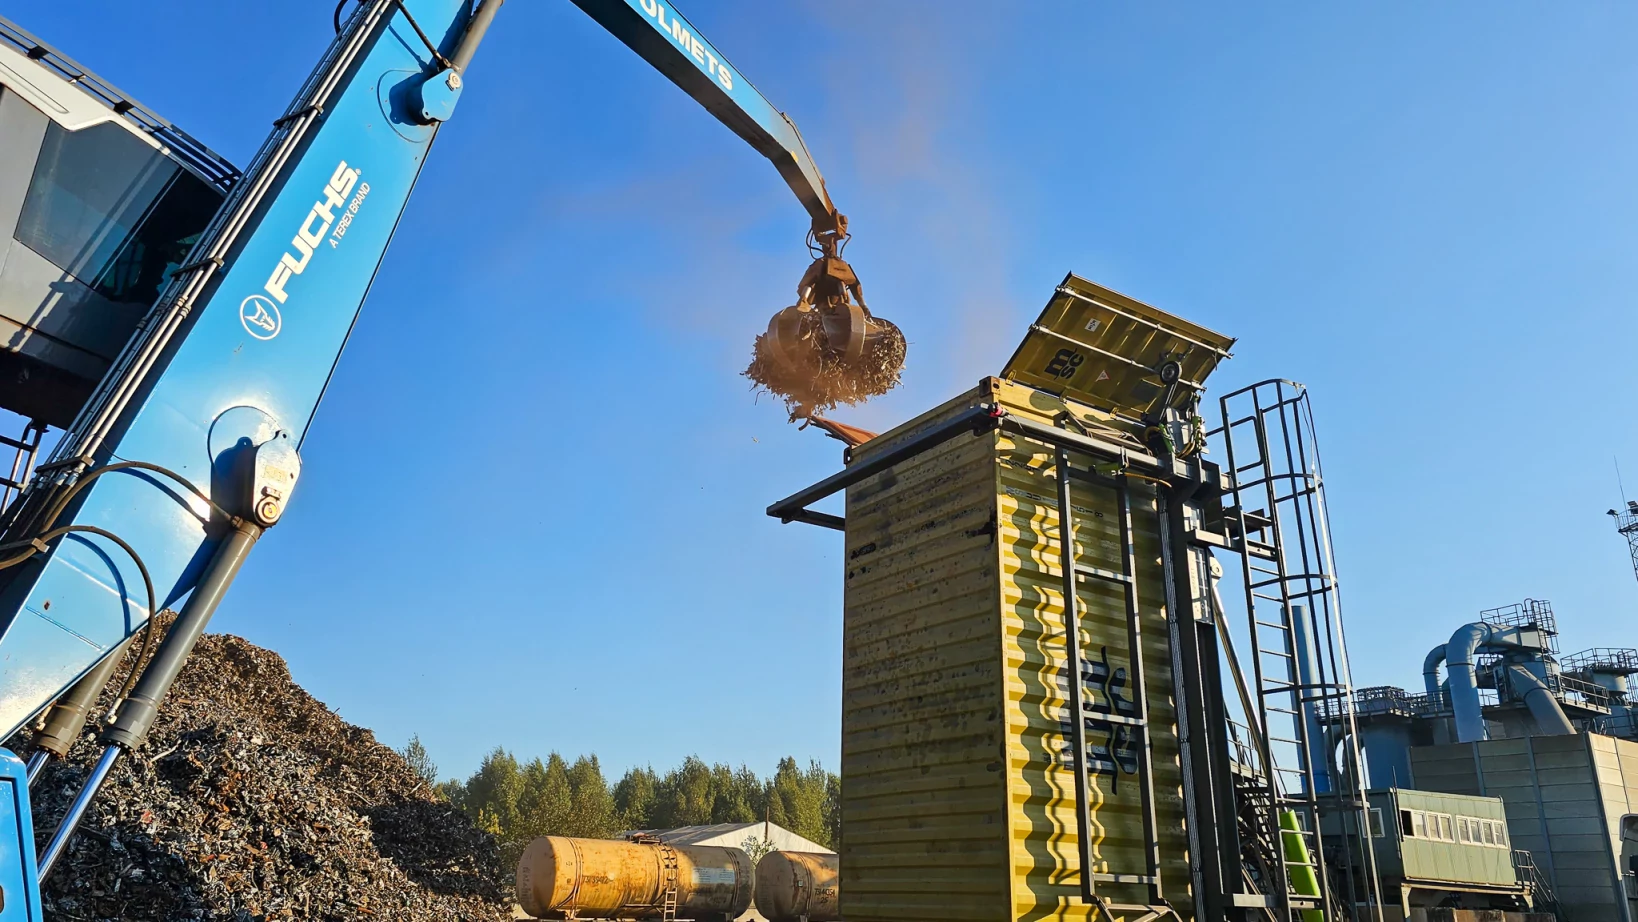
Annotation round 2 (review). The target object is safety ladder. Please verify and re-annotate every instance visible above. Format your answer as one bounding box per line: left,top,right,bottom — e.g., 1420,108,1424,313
659,843,680,922
0,418,45,513
1215,379,1381,921
1054,446,1177,922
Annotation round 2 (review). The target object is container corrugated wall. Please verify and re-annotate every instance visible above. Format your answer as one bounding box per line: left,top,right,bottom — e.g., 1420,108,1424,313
840,379,1193,921
842,386,1011,921
995,421,1192,918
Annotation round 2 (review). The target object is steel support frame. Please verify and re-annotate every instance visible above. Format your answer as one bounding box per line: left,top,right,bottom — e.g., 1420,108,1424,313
1163,482,1249,920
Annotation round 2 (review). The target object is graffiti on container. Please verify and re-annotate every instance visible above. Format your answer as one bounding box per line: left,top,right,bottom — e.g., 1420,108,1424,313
1061,646,1140,792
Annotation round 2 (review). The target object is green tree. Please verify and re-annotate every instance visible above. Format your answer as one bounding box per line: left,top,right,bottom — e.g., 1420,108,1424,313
613,765,659,830
434,778,466,808
824,771,842,852
768,757,831,847
463,747,524,835
516,755,573,839
740,832,776,865
566,755,616,838
658,756,716,826
449,749,839,853
399,734,438,787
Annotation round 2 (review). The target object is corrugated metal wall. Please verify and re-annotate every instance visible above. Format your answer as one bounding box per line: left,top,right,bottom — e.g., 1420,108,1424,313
1410,733,1635,922
995,426,1192,919
840,380,1192,921
841,386,1011,921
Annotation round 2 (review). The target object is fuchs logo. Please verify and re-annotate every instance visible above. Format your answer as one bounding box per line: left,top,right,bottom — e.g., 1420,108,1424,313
262,161,361,307
240,294,281,340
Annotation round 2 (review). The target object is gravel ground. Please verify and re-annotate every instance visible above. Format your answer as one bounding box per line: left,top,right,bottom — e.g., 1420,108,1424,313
11,632,513,921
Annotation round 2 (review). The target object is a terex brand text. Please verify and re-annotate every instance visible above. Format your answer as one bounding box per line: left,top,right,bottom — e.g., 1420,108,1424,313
264,161,361,305
637,0,733,91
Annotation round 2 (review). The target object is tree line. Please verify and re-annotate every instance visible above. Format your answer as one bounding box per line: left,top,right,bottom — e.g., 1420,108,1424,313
401,737,839,867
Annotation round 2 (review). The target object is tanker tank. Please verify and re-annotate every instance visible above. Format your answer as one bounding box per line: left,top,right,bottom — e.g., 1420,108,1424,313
753,850,840,922
515,835,752,921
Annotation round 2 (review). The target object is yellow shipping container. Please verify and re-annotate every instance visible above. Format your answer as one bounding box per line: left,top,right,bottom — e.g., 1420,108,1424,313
840,375,1194,922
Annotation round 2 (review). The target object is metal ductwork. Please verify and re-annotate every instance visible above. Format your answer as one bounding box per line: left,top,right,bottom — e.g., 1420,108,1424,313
1422,643,1447,700
1447,622,1497,743
1447,621,1563,743
1506,664,1575,736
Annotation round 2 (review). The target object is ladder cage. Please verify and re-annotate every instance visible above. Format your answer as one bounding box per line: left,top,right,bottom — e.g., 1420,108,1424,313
1209,379,1383,921
0,409,49,515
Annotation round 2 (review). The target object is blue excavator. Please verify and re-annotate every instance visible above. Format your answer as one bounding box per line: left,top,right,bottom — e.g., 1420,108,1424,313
0,2,902,913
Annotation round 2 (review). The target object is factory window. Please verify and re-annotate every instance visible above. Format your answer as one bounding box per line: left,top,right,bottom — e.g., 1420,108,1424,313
14,122,221,305
1400,810,1414,838
1369,808,1384,838
1456,817,1471,843
1406,810,1457,842
1481,821,1495,846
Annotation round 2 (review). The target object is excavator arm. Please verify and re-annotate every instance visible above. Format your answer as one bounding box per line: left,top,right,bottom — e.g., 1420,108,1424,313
569,0,840,230
567,0,900,405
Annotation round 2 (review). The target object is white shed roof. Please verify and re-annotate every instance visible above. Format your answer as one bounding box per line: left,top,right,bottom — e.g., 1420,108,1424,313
627,821,833,855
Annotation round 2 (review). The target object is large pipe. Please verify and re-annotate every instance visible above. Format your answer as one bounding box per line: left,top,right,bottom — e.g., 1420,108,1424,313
1507,664,1575,736
1422,643,1447,701
1446,622,1497,743
1289,603,1332,793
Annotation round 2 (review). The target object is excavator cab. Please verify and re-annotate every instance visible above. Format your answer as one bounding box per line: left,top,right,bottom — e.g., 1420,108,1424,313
0,20,236,430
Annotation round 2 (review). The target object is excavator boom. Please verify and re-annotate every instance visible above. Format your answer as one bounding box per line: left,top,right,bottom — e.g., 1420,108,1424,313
0,0,900,910
570,0,839,228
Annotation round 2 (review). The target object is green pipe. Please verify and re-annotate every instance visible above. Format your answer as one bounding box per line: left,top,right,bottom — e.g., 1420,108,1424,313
1279,809,1325,922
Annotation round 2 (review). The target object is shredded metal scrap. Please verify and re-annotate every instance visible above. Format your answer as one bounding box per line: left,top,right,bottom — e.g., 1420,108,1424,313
12,633,512,922
744,309,905,420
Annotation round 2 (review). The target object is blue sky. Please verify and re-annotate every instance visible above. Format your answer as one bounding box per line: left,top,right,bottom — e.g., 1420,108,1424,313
9,2,1638,783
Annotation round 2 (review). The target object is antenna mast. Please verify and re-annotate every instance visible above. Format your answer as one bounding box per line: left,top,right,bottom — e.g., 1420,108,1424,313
1607,501,1638,588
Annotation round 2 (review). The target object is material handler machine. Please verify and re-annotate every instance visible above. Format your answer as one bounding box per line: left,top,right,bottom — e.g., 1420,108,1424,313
0,1,900,914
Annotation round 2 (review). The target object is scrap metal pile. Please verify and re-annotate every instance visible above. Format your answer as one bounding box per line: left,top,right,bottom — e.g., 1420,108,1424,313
11,633,512,922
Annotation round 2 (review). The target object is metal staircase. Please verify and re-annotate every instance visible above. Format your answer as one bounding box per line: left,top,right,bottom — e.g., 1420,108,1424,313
1212,379,1383,921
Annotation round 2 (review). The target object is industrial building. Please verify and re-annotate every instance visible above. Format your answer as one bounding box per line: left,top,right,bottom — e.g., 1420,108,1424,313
1325,594,1638,921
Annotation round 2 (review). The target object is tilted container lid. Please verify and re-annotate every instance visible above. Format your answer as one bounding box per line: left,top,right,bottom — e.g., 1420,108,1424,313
1002,274,1235,422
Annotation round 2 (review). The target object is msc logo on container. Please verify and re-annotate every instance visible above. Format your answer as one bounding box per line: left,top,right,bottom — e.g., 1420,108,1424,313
240,295,281,340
